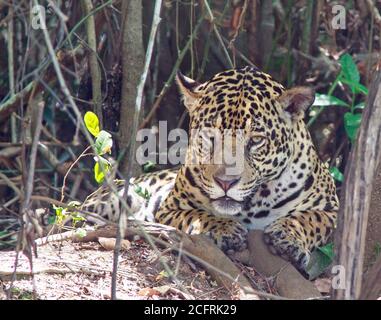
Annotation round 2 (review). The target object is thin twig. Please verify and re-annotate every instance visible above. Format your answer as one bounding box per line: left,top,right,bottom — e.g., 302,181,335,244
366,0,381,25
0,81,35,120
0,172,21,197
139,13,205,129
7,3,17,143
33,0,97,150
60,146,92,202
229,0,248,48
203,0,233,68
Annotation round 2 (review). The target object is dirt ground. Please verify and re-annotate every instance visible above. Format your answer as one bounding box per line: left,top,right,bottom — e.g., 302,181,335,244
0,238,278,300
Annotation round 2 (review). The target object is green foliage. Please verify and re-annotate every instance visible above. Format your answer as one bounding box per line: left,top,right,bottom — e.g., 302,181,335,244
53,204,67,226
94,130,113,155
306,242,334,279
318,242,334,259
339,53,360,84
53,201,85,228
340,78,368,95
313,54,368,144
313,54,368,181
336,54,367,141
84,112,113,184
353,102,365,110
344,112,362,143
94,160,110,184
84,111,100,137
47,214,56,225
50,112,114,234
313,94,349,108
75,228,87,238
329,166,344,182
134,185,151,201
143,161,156,173
10,287,34,300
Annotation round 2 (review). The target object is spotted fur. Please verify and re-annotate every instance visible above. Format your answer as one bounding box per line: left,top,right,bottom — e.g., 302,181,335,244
83,66,339,271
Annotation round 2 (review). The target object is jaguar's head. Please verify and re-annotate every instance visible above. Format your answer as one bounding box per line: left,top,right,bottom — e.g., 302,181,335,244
177,66,315,216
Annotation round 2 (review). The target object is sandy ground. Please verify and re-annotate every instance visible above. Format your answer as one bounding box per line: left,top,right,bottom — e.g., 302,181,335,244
0,238,277,300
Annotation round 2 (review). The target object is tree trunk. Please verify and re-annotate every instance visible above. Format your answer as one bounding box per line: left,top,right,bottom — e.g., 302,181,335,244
364,164,381,270
332,70,381,299
360,162,381,299
118,0,144,177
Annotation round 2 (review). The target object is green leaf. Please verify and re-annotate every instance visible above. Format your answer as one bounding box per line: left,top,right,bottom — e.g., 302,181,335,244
318,243,334,260
94,161,110,184
134,185,142,194
330,167,344,182
84,111,100,137
53,204,63,216
344,112,362,142
354,102,365,110
48,214,56,225
94,130,113,155
134,185,151,200
313,94,349,107
53,205,68,225
340,78,369,95
75,228,87,238
96,155,111,166
306,243,335,280
71,213,86,227
339,53,360,84
143,161,156,173
158,270,170,278
68,201,81,208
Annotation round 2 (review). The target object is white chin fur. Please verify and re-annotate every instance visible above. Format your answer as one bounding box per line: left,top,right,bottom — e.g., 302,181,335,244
211,199,242,216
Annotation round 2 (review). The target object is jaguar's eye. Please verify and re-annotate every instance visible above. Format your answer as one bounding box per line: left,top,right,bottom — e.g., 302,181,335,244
247,135,266,151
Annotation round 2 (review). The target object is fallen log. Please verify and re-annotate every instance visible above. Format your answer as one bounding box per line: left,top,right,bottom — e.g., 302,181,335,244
234,230,322,299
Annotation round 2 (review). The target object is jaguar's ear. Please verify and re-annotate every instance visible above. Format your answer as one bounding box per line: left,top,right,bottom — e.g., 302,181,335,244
176,71,202,112
278,87,315,121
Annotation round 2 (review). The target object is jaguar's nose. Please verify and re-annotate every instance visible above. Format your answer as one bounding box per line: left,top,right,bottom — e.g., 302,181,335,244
213,176,241,192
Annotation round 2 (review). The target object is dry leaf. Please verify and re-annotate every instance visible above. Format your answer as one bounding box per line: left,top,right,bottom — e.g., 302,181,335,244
153,285,171,295
314,278,332,293
98,237,131,251
155,270,170,282
138,287,161,297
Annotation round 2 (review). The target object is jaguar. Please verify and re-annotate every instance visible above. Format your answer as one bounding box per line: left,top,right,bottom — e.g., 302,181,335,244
82,66,339,271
